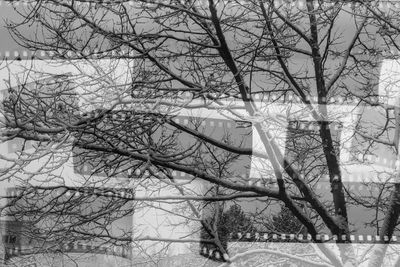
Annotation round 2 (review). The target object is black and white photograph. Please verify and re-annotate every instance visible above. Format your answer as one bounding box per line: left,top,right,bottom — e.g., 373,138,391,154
1,1,400,266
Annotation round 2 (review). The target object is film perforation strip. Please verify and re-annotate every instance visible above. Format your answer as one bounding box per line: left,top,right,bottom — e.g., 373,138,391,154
5,243,133,259
288,120,343,131
2,49,399,61
6,187,135,199
200,231,400,262
70,94,393,111
200,247,229,262
228,232,399,243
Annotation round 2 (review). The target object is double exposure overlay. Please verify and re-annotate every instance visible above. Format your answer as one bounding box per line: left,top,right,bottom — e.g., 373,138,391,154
1,1,400,266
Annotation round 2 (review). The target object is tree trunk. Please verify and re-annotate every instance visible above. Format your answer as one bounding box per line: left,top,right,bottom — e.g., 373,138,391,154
368,184,400,267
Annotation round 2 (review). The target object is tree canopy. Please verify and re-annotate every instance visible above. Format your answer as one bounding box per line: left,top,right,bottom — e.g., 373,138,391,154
1,1,400,266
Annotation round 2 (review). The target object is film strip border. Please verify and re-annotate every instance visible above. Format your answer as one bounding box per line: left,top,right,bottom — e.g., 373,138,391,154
5,186,135,199
64,94,389,115
78,110,245,129
200,232,400,262
5,243,132,260
3,180,386,197
246,178,389,191
0,49,397,60
200,247,229,262
288,120,343,131
246,169,400,184
228,232,399,243
74,93,379,113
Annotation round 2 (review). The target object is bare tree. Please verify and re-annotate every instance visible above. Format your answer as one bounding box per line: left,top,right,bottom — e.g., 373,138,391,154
2,1,400,266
